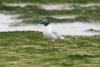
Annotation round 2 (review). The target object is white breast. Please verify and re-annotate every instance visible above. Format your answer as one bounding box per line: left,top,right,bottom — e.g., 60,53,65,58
43,25,57,41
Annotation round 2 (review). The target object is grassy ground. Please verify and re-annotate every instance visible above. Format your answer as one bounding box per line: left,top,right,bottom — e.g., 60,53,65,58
0,31,100,67
0,0,100,67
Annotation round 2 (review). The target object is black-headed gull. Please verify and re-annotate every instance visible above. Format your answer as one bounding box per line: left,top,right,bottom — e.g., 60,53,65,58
41,19,64,49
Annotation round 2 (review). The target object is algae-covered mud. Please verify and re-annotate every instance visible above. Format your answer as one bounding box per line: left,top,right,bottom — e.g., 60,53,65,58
0,31,100,67
0,0,100,67
0,0,100,36
0,0,100,32
0,15,100,36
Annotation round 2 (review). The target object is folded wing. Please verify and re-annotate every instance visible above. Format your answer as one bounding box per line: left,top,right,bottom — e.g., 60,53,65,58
52,31,64,39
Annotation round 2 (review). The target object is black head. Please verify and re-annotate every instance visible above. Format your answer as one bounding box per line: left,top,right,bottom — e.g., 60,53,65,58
41,19,50,26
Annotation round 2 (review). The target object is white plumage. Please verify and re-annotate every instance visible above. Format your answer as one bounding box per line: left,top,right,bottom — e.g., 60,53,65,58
43,24,63,41
41,19,64,49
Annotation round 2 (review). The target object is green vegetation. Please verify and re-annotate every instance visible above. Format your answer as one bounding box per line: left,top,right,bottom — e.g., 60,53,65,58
0,31,100,67
0,0,100,66
1,5,100,24
0,0,100,24
0,0,100,3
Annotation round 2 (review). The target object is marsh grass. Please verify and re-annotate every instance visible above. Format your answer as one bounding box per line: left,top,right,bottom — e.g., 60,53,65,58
0,31,100,67
3,6,100,23
0,0,100,66
0,0,100,24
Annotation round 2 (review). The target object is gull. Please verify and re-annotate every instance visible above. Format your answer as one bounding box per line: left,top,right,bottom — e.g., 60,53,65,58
41,19,64,49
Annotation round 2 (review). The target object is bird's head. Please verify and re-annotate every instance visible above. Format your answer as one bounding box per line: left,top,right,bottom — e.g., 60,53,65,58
41,19,50,26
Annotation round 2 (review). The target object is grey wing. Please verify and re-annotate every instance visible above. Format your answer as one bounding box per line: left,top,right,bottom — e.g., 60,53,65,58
52,31,62,39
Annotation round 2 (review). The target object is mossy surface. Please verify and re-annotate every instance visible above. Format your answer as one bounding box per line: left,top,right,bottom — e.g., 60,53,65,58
0,31,100,67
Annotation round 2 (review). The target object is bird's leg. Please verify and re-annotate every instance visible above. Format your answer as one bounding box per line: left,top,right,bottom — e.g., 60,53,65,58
48,40,50,49
52,41,55,49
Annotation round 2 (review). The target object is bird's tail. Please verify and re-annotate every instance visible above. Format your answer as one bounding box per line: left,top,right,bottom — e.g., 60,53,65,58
60,36,70,40
60,36,64,40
